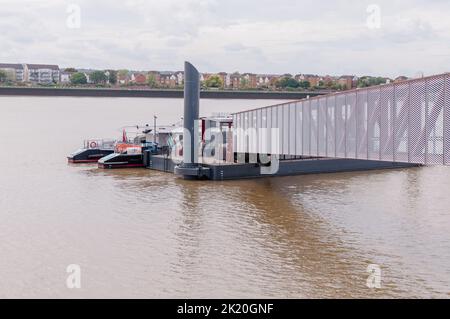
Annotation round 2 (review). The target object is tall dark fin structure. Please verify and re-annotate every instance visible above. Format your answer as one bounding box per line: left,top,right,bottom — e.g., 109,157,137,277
175,62,209,179
183,61,200,166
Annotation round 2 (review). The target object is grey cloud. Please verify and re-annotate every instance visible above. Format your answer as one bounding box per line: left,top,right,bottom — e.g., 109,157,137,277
0,0,449,76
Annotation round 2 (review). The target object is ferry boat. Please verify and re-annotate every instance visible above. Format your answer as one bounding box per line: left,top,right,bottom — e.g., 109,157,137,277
98,143,150,169
97,124,180,169
68,125,147,165
68,139,116,163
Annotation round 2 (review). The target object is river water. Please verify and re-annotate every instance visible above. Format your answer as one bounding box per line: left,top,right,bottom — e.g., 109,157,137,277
1,96,450,298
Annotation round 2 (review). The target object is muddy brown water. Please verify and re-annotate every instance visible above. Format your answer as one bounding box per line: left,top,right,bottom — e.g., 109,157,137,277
1,96,450,298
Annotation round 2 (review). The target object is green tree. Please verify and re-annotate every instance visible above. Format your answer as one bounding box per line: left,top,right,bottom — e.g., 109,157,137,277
90,71,108,84
331,83,345,90
147,73,158,88
276,77,287,88
240,78,249,89
286,78,300,88
205,75,223,88
70,72,87,85
299,80,311,89
64,68,77,73
357,76,388,88
277,76,300,89
118,69,129,77
0,70,7,82
107,70,117,85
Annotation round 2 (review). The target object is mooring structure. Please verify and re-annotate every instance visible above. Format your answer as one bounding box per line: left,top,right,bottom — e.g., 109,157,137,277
146,63,450,180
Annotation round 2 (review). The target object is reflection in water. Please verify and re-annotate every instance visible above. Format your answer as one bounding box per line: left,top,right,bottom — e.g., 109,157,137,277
232,178,371,298
1,97,450,298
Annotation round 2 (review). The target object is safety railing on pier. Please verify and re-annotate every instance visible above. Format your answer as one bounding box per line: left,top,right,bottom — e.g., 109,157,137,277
233,73,450,165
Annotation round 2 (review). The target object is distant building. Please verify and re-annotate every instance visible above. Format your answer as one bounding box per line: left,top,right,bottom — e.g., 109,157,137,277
256,74,270,87
201,73,212,83
338,75,358,90
26,64,60,83
174,71,184,86
242,73,257,89
131,73,147,85
159,71,177,88
295,74,320,87
217,72,230,88
321,75,334,87
0,63,25,82
394,76,409,83
60,71,71,84
117,73,130,85
255,74,280,88
230,73,241,89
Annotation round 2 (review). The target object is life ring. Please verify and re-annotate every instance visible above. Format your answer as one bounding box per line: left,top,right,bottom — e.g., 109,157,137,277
89,141,98,148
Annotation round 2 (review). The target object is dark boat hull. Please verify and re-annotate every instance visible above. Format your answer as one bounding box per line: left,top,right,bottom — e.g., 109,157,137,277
98,154,144,169
68,149,115,164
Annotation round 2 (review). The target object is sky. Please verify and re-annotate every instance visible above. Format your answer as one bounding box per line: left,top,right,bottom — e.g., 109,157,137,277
0,0,449,77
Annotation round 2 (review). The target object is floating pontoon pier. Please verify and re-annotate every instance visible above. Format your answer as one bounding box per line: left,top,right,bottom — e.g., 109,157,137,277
142,62,425,180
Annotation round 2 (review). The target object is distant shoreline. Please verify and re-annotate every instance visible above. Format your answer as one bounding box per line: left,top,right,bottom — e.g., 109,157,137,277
0,86,329,100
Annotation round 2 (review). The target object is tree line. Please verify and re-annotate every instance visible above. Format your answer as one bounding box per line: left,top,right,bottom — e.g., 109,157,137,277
69,69,117,85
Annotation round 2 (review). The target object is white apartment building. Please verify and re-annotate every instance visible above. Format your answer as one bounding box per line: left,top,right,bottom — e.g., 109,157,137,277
26,64,60,84
60,72,71,83
0,63,25,82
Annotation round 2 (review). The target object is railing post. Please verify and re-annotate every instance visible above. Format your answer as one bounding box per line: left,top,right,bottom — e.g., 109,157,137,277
317,101,320,157
407,82,411,163
310,100,312,157
344,94,347,158
355,92,358,159
444,74,448,165
281,105,284,156
335,96,338,158
379,87,382,161
294,103,297,156
325,98,328,157
425,80,429,165
393,84,396,162
301,103,304,156
367,90,370,160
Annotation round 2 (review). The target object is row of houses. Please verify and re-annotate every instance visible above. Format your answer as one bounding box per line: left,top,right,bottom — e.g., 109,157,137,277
1,63,410,90
115,71,360,89
201,73,360,90
208,73,409,90
0,63,60,84
139,71,396,90
116,70,185,87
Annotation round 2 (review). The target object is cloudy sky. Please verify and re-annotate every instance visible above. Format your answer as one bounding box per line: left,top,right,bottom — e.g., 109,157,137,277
0,0,449,77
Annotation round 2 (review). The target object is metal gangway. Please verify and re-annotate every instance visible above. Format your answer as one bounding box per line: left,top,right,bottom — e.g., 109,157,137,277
233,73,450,166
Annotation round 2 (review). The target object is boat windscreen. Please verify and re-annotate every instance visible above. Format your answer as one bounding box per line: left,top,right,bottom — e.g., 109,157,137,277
70,149,85,157
99,153,118,162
